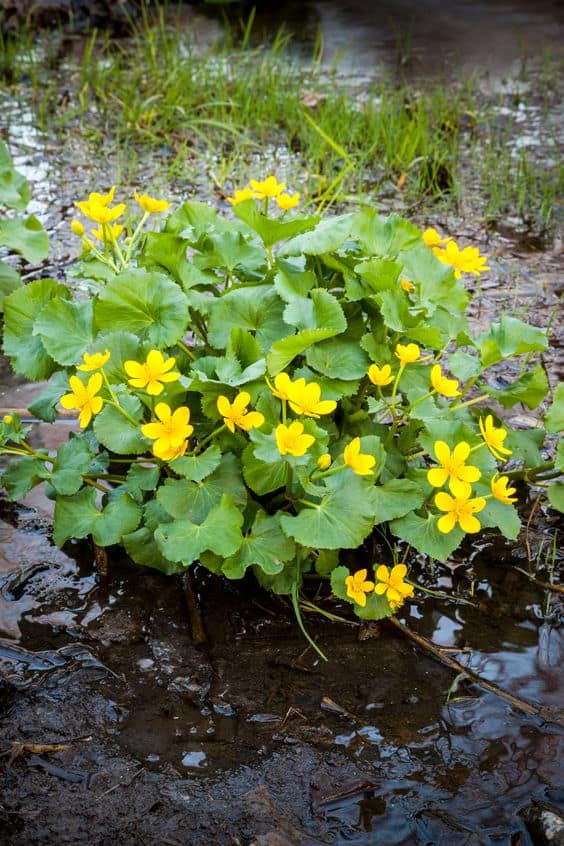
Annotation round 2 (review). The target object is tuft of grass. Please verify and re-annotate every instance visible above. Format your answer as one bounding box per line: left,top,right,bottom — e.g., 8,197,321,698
1,1,561,230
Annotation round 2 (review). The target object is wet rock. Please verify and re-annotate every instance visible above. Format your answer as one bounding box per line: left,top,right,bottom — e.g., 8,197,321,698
524,807,564,846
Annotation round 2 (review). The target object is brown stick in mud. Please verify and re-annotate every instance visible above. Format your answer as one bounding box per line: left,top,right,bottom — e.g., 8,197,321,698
181,570,207,645
388,617,564,727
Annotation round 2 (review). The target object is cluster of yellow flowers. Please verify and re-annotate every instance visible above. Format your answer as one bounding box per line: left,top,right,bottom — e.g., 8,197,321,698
368,342,460,399
427,419,516,534
422,227,490,278
226,175,300,212
70,187,171,256
345,564,414,611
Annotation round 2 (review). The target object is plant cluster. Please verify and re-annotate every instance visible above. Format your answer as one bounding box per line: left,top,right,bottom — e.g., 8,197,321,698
1,168,562,655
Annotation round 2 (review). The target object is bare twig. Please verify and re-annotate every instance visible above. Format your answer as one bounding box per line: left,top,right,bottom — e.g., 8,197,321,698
181,571,207,645
388,617,564,726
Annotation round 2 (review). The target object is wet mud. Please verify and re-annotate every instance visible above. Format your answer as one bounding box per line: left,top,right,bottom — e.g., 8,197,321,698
0,488,563,844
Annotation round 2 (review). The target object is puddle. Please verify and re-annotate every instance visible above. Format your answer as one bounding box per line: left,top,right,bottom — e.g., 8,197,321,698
0,496,562,842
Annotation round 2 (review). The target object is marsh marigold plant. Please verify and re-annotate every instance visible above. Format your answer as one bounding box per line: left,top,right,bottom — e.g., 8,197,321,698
1,176,560,659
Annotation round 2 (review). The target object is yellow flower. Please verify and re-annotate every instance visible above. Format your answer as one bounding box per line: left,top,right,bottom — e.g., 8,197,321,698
3,414,13,424
287,380,337,418
433,241,490,278
343,437,376,476
75,198,126,224
60,373,104,428
368,363,394,387
276,192,300,211
267,372,301,402
479,415,512,461
491,474,517,504
71,219,85,236
395,343,421,366
77,349,110,372
91,223,124,242
430,364,460,398
374,564,414,606
427,440,481,498
141,403,194,456
217,392,265,433
152,438,189,462
435,491,486,534
226,187,258,205
249,175,286,199
88,187,116,206
124,350,181,396
422,227,450,247
275,421,315,457
400,277,414,293
133,189,171,214
345,569,375,607
317,453,331,470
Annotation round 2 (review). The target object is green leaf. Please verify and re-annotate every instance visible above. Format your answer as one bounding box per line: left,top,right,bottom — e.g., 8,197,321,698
280,473,376,550
448,350,481,381
547,482,564,513
352,209,421,256
479,496,521,540
389,511,463,562
306,336,369,379
0,214,48,263
283,289,346,334
124,464,160,499
545,384,564,433
315,549,340,575
201,230,266,277
267,327,338,375
171,445,222,482
486,364,549,410
3,278,67,379
93,394,148,454
53,487,141,547
0,141,31,210
123,526,181,574
368,479,426,523
94,269,190,347
241,442,288,495
50,438,93,496
207,286,288,353
233,200,318,247
141,232,195,288
505,428,545,467
279,213,354,256
273,262,316,301
157,452,247,523
155,493,244,566
1,456,48,500
222,511,295,579
556,440,564,473
0,259,21,310
27,371,71,422
478,316,548,367
34,298,93,366
351,257,402,298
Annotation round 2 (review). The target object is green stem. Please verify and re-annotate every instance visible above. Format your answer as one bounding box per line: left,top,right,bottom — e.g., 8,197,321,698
177,339,196,361
450,394,489,410
104,223,126,269
297,498,318,508
84,477,110,493
125,211,150,262
195,424,225,453
311,463,345,481
450,375,479,408
299,599,355,625
291,560,328,662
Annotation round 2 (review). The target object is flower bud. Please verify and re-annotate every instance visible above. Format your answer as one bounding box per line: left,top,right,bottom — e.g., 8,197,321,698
71,219,85,236
317,453,331,470
2,414,13,424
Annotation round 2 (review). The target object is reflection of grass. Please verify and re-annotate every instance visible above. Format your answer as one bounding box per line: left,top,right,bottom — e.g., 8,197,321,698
2,4,561,229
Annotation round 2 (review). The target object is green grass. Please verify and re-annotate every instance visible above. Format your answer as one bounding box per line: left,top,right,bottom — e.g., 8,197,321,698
1,2,562,230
